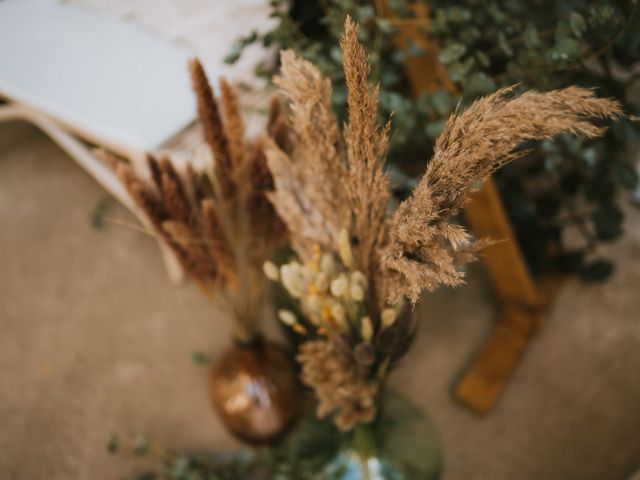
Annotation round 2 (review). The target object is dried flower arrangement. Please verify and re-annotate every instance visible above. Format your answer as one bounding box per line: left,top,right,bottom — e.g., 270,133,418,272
263,17,623,432
115,59,288,343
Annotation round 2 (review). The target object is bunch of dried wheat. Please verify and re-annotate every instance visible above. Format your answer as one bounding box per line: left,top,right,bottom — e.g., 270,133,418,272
265,16,622,430
117,60,288,342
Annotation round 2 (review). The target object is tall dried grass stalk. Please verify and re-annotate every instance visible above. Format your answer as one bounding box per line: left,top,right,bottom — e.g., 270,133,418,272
266,49,350,259
117,59,288,341
189,59,235,199
341,17,391,303
266,17,624,307
382,85,623,303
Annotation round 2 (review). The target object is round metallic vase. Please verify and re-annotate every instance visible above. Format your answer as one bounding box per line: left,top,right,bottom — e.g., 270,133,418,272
209,339,300,445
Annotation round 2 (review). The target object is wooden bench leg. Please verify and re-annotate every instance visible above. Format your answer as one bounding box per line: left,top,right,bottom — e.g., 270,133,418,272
455,304,543,413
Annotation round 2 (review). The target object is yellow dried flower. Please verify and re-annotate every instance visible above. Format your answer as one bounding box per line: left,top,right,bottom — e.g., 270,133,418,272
338,229,354,269
381,308,397,328
360,316,373,343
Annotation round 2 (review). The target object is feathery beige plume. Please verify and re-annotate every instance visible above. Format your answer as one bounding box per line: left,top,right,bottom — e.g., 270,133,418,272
265,49,351,260
219,77,246,177
341,16,391,305
382,86,623,304
189,59,235,199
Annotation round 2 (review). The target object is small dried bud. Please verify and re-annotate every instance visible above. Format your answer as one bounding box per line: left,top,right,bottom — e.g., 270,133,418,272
338,229,354,268
278,309,297,326
350,283,365,302
350,271,368,288
262,261,280,281
353,342,375,366
320,253,336,275
381,308,397,328
330,274,348,297
330,303,346,328
281,263,305,297
360,316,373,343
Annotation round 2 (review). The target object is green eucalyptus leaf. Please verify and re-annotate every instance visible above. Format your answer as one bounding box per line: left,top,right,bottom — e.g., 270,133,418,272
431,91,454,116
426,120,446,139
376,18,393,34
437,42,466,64
593,204,623,240
569,12,587,37
580,259,614,282
406,38,424,57
356,5,375,23
523,22,540,48
476,50,491,68
464,72,496,95
547,37,580,62
613,161,639,189
498,31,514,57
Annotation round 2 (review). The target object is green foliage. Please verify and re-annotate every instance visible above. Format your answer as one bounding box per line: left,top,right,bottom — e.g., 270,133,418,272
107,417,341,479
227,0,640,280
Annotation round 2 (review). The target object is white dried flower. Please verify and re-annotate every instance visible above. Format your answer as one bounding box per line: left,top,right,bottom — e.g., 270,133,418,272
330,274,349,297
350,283,365,302
320,253,336,275
302,264,318,283
360,316,373,343
278,309,297,326
262,261,280,281
350,270,368,289
280,263,305,297
381,308,397,328
338,229,354,269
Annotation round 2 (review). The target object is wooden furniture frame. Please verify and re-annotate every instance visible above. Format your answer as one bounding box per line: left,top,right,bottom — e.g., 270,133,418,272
383,1,564,413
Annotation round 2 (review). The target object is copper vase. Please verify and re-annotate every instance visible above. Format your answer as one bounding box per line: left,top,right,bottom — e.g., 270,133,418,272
209,338,300,445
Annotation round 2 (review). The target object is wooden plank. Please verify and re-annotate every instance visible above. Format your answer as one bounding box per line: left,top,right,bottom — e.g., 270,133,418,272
465,180,541,308
455,305,542,413
380,1,556,412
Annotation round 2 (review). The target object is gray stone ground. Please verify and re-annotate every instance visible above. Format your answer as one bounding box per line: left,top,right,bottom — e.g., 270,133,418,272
1,122,639,479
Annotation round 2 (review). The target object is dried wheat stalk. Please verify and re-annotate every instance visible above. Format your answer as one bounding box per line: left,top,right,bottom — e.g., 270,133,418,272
117,59,288,340
382,85,623,303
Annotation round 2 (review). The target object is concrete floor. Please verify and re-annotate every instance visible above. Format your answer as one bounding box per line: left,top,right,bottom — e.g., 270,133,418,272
1,122,639,479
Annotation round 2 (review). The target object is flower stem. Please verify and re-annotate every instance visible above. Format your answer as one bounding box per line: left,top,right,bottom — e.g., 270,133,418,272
354,423,375,480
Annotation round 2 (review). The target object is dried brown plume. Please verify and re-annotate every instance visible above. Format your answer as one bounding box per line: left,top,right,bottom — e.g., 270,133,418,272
298,340,378,431
266,17,624,307
382,85,623,303
117,59,288,321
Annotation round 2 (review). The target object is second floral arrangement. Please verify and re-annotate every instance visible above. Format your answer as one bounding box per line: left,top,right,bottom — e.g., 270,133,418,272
262,17,622,433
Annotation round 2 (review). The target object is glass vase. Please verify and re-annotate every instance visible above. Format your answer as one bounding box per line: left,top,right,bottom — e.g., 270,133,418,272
284,391,442,479
209,337,301,446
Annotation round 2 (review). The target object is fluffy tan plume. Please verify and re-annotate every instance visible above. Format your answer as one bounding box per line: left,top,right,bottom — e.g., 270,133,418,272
382,86,623,304
265,49,350,259
341,16,391,300
189,59,235,199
